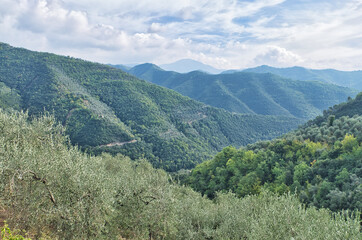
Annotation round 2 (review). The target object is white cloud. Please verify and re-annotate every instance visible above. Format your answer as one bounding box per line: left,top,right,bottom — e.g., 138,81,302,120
253,46,304,67
16,0,89,34
148,23,166,33
0,0,362,70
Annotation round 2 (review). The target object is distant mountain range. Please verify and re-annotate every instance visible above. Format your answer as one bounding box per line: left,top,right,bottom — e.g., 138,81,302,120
0,42,301,171
160,59,224,74
124,63,357,120
238,65,362,90
115,60,362,92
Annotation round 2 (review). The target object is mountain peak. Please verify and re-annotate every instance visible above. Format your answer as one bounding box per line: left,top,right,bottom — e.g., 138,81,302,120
160,59,224,74
133,63,164,71
126,63,165,76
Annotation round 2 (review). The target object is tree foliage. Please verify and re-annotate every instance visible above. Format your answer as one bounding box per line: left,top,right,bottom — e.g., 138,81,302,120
188,95,362,212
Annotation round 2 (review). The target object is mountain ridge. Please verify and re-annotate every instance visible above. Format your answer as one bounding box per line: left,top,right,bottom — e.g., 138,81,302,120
125,63,357,120
240,65,362,90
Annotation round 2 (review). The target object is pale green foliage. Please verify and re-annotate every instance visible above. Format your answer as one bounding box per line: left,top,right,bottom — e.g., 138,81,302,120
0,110,118,238
1,222,31,240
0,109,360,239
341,134,359,152
214,192,360,240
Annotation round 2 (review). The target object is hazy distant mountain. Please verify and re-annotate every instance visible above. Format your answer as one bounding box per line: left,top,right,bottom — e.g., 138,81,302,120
107,64,131,72
241,65,362,90
128,63,357,120
0,42,301,171
160,59,224,74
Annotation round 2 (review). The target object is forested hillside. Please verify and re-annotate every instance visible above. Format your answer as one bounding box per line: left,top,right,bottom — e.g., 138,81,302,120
188,94,362,212
0,109,359,239
242,65,362,90
311,92,362,124
125,63,356,119
0,42,301,171
0,82,21,110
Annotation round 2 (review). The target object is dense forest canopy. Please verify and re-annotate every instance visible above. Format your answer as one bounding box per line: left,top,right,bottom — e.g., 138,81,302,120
187,94,362,212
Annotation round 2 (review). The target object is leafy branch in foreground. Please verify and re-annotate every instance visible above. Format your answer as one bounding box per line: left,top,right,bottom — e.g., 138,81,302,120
1,222,31,240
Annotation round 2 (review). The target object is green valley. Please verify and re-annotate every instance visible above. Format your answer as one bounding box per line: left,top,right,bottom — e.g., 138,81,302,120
1,1,361,239
0,42,301,171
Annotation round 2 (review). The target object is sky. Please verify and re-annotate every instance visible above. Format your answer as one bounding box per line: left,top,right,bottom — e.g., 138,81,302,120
1,0,362,70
